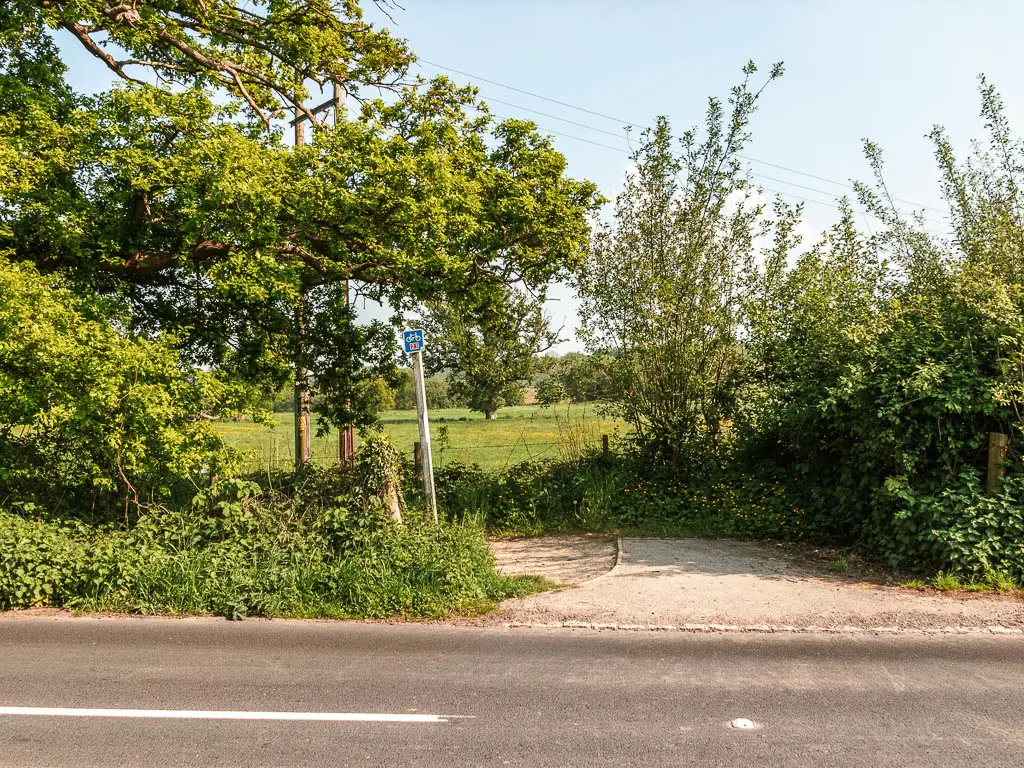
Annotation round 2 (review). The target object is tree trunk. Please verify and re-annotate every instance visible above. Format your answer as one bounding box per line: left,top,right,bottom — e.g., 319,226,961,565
485,396,500,420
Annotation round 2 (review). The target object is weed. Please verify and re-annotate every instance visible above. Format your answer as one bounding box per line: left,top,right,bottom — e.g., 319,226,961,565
932,572,964,591
983,569,1017,592
927,568,1021,594
827,557,850,574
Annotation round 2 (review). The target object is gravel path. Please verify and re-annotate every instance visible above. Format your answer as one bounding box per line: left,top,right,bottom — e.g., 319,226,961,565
494,537,1024,631
491,534,617,585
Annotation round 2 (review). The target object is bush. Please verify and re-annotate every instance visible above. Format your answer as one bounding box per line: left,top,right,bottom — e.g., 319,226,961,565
744,263,1024,566
732,83,1024,580
0,470,541,619
0,258,237,518
435,453,808,540
535,375,568,405
358,376,396,413
880,472,1024,580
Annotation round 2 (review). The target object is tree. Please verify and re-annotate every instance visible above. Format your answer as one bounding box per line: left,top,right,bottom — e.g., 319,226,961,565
391,370,461,410
423,291,559,419
0,1,601,436
740,200,883,437
535,375,568,405
578,62,783,458
5,0,411,126
0,259,233,515
357,376,396,414
536,352,616,405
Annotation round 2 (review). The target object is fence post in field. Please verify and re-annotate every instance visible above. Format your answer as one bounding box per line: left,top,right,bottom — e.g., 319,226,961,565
602,434,610,458
987,432,1010,493
414,441,423,480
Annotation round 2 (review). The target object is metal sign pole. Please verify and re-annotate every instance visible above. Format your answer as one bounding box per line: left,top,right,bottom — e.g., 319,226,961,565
405,330,436,523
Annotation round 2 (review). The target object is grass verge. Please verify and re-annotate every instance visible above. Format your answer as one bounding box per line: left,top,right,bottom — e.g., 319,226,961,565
0,473,547,620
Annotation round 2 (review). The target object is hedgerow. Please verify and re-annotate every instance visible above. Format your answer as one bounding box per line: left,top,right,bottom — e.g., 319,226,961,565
0,471,543,619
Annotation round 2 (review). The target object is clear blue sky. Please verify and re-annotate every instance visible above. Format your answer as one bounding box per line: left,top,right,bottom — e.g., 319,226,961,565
56,0,1024,349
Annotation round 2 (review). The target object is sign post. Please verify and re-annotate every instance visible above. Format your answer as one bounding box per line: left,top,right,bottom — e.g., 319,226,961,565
404,329,437,522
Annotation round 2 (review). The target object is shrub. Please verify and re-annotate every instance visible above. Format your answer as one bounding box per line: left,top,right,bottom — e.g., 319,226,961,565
0,469,540,619
881,472,1024,579
435,453,807,540
0,258,237,518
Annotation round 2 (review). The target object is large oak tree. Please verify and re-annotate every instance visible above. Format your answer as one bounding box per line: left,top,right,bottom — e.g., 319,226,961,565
1,1,601,432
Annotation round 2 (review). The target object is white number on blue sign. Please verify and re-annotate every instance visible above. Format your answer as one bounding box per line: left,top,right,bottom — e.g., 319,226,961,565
403,329,425,354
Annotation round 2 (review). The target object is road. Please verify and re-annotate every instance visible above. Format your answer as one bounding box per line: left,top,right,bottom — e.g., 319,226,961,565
1,618,1023,767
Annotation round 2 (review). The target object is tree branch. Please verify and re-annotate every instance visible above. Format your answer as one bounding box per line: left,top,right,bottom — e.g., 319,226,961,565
60,21,145,85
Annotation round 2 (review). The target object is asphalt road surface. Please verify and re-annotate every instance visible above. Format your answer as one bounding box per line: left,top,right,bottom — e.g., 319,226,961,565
2,618,1023,767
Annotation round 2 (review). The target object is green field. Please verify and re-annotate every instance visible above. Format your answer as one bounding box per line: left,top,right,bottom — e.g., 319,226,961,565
215,404,627,472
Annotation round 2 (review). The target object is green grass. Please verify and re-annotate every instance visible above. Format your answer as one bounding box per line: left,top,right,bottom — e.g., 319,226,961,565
901,570,1022,594
217,403,626,473
827,556,850,574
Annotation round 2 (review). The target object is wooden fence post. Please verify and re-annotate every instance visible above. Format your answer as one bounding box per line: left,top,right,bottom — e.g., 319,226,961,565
414,441,423,480
602,434,610,458
987,432,1010,493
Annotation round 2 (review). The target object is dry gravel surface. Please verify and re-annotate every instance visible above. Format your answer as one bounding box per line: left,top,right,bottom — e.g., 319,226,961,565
490,534,617,586
493,537,1024,632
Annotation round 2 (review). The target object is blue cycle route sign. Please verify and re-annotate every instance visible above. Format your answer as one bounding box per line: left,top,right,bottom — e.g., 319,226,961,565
403,329,425,354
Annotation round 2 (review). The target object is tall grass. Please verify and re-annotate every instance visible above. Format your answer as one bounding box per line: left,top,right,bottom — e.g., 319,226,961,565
0,473,546,619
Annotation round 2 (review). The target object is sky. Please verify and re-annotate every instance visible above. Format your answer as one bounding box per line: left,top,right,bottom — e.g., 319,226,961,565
56,0,1024,351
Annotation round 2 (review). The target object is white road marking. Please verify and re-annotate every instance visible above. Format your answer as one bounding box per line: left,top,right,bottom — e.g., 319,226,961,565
0,707,450,723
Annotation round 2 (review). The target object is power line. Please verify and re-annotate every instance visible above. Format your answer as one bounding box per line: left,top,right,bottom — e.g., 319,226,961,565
750,186,946,234
479,81,947,217
739,155,948,216
477,106,949,229
419,58,949,218
479,94,633,141
419,58,635,127
479,108,632,153
753,172,948,225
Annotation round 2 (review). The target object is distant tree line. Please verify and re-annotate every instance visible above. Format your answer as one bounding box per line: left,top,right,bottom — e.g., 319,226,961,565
267,373,467,414
264,351,615,416
534,352,616,405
